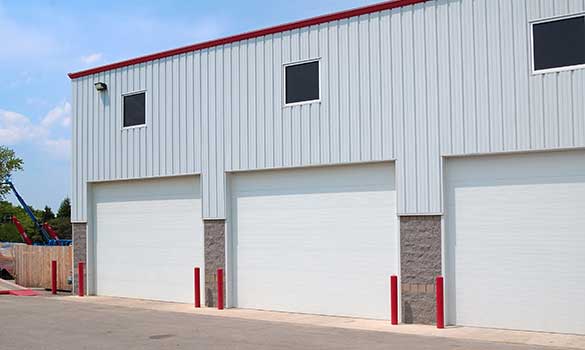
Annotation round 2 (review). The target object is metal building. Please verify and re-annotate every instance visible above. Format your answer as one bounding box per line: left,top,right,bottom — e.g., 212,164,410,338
69,0,585,334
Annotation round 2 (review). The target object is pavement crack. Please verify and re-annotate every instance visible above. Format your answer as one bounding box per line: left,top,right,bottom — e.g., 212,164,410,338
149,334,176,340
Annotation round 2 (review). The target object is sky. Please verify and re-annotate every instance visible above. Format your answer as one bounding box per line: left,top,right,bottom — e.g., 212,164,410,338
0,0,380,211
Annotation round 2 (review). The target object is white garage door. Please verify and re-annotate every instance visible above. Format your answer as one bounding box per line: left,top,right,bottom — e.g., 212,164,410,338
445,150,585,334
229,163,398,320
93,176,204,303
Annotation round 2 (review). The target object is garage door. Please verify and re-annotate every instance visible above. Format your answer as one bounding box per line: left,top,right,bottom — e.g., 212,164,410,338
445,150,585,334
93,176,204,303
229,163,398,320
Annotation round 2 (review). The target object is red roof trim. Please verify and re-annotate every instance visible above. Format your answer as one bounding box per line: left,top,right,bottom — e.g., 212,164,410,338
68,0,427,79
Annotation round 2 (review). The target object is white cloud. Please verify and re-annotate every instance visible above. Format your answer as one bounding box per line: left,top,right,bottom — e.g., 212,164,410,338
0,109,28,125
41,102,71,128
0,109,42,144
0,103,71,159
80,53,103,65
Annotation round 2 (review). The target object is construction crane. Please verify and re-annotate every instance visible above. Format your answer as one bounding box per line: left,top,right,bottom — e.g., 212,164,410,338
1,179,71,246
1,215,33,245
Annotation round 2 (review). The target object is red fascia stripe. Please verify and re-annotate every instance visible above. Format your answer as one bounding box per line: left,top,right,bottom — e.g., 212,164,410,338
68,0,428,79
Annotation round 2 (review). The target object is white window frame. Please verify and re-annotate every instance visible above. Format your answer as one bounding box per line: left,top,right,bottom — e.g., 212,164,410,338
530,12,585,75
282,58,321,108
121,90,148,130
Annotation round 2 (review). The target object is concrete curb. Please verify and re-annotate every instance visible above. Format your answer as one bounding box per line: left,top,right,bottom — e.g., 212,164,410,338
53,295,585,350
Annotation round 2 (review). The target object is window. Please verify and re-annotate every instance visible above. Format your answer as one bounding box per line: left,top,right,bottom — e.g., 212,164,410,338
123,92,146,128
532,15,585,73
284,60,320,105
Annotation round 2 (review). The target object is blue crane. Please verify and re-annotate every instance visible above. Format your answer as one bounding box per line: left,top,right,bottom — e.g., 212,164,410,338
1,178,71,246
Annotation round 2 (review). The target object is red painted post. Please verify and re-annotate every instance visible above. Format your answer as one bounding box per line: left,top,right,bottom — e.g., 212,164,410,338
390,275,398,325
217,268,224,310
194,267,201,308
436,276,445,329
51,260,57,294
78,262,85,297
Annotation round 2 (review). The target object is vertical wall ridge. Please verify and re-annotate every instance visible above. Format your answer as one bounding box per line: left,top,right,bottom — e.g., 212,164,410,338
71,0,585,222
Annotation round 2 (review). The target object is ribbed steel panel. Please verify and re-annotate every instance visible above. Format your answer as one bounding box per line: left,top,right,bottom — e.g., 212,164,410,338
71,0,585,221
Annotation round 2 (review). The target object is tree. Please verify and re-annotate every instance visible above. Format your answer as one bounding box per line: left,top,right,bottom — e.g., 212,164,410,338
56,198,71,218
0,200,43,243
48,198,72,240
0,198,72,243
0,146,24,199
0,201,22,242
42,206,55,222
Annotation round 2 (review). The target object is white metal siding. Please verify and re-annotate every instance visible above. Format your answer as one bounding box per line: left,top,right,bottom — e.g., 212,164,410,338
445,150,585,334
71,0,585,221
229,163,398,319
92,176,204,303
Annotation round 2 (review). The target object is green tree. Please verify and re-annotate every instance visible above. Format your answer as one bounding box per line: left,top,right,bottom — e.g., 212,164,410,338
0,146,24,198
48,198,72,240
0,201,22,242
56,198,71,218
0,201,43,243
0,198,72,243
42,206,55,222
47,217,71,240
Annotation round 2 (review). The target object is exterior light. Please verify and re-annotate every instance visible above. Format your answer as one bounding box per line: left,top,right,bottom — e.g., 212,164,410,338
94,82,107,91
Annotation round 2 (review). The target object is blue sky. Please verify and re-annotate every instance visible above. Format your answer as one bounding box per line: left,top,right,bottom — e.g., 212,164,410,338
0,0,379,211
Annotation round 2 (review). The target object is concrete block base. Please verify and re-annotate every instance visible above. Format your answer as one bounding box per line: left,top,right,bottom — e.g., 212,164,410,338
204,220,225,307
400,216,441,324
72,222,87,295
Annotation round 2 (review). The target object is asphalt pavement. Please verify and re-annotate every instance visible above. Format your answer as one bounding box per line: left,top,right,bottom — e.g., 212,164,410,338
0,295,574,350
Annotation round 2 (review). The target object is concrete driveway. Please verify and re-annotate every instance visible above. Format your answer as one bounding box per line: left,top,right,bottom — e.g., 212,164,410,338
0,295,574,350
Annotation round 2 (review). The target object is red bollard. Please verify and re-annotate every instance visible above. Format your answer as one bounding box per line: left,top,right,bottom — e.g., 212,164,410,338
51,260,57,295
194,267,201,308
217,268,224,310
78,262,85,297
390,275,398,325
436,276,445,329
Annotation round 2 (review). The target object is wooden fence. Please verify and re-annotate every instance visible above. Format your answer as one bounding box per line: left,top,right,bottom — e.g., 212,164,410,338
12,245,72,291
0,242,18,277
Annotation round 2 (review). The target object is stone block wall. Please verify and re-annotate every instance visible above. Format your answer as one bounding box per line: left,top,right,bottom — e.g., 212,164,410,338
400,216,441,324
72,223,87,295
204,220,225,307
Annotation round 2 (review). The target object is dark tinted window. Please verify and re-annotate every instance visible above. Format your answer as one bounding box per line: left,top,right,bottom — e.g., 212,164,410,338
533,16,585,71
285,61,319,104
123,92,146,127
